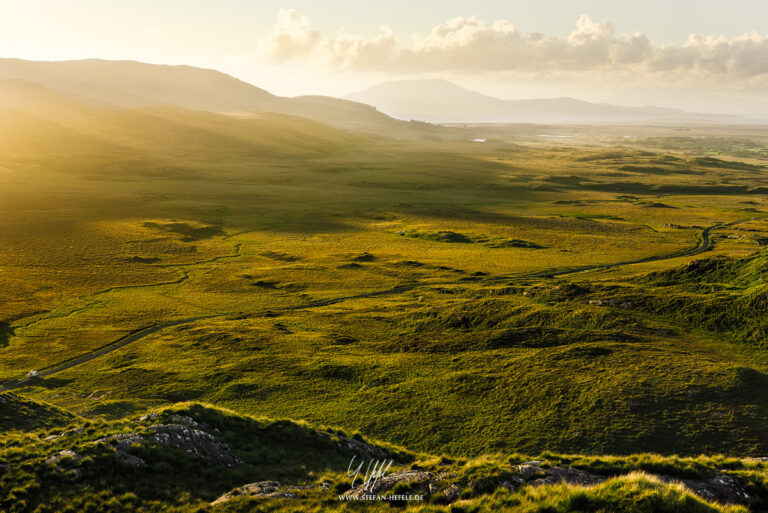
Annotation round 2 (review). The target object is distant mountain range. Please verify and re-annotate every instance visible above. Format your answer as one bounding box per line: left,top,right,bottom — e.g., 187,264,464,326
0,58,409,134
0,59,747,129
346,79,742,124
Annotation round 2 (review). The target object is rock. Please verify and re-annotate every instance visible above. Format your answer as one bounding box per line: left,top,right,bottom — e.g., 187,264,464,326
212,481,298,505
41,426,85,442
170,414,200,426
469,478,499,494
145,424,241,466
268,492,299,499
518,462,545,479
343,470,443,497
500,478,523,491
530,466,606,487
45,449,80,466
95,423,241,467
678,474,750,504
442,483,462,503
516,463,749,506
116,452,146,468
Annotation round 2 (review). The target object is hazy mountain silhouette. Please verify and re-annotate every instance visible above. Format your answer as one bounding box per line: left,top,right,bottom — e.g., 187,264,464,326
346,79,735,123
0,59,406,133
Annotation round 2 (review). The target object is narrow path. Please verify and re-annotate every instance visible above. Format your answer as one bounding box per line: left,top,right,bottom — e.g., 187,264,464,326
1,217,763,393
491,217,758,281
17,238,243,334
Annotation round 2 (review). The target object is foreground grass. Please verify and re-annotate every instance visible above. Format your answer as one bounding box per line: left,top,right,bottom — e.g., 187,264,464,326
0,402,759,513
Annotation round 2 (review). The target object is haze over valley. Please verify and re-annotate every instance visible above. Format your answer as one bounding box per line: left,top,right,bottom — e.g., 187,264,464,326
3,3,768,512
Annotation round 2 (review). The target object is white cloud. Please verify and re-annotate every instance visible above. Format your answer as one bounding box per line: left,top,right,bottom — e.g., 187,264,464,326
260,9,397,69
259,10,322,62
258,10,768,87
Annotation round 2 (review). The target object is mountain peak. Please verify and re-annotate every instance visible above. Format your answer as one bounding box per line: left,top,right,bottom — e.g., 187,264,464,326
346,79,699,123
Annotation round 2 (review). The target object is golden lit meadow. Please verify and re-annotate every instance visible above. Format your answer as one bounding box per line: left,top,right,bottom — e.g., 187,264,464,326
3,103,768,512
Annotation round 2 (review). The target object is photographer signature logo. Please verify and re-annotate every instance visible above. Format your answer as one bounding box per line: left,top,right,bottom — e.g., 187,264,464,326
338,456,425,502
347,455,393,492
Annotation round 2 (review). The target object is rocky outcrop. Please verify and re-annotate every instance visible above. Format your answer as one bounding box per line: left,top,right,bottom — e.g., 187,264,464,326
35,408,753,508
519,462,749,506
211,481,335,505
149,424,241,466
528,465,606,486
95,422,241,467
44,418,241,473
441,483,462,502
343,470,445,497
45,449,81,466
673,474,750,505
211,481,297,505
334,461,752,506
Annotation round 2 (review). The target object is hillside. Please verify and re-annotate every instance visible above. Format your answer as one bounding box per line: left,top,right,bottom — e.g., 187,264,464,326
346,79,732,123
0,393,77,431
0,401,762,512
0,79,364,161
0,58,413,134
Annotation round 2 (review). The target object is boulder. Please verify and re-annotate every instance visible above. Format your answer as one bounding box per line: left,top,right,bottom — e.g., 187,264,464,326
678,474,750,504
530,466,606,487
211,481,298,505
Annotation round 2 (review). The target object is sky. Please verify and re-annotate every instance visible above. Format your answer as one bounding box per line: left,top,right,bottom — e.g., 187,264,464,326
2,1,768,113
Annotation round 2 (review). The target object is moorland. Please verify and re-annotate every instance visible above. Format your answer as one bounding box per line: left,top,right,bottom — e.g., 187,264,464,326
2,60,768,512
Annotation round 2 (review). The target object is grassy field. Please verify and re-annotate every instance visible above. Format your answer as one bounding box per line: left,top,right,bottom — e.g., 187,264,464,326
3,88,768,510
0,401,764,513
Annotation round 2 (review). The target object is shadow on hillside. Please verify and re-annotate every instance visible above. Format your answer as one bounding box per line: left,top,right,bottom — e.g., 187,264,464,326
35,376,75,389
0,321,12,347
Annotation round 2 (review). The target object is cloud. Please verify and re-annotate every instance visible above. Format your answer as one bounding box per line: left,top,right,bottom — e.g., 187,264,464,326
260,9,397,69
258,10,768,86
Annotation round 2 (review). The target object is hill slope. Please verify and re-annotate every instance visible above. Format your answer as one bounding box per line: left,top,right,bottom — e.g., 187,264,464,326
0,393,77,431
0,79,363,161
0,402,761,512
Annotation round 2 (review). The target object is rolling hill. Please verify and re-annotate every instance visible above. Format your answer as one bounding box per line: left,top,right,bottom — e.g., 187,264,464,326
0,58,411,134
0,79,364,161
